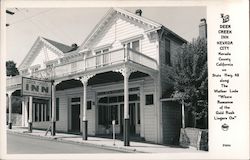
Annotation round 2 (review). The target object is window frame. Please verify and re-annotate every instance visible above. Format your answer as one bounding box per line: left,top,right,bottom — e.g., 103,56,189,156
123,39,141,52
145,93,154,105
165,38,171,66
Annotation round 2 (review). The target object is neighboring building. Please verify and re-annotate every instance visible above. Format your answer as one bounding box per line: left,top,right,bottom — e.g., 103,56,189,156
6,8,189,145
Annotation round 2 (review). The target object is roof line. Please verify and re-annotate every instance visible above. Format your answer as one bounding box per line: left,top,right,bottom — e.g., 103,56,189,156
162,26,187,43
78,8,115,51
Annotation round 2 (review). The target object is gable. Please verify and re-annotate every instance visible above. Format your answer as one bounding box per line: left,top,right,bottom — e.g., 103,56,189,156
19,37,64,70
79,8,162,51
89,14,153,49
30,44,61,68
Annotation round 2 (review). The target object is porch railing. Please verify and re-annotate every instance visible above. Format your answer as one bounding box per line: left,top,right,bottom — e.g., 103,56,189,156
7,48,158,86
127,48,157,70
6,75,22,88
54,48,157,78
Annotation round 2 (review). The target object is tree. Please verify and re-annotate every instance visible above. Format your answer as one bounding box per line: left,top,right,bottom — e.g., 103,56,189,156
169,37,208,129
6,60,19,76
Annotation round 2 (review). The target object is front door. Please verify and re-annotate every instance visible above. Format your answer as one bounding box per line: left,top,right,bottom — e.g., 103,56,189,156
119,103,136,135
71,104,80,132
129,103,136,135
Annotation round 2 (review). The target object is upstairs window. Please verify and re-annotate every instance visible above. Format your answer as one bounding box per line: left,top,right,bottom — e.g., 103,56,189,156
124,40,140,52
95,48,110,66
165,39,171,66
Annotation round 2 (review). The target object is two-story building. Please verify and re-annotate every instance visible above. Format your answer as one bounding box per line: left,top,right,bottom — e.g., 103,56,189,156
6,8,189,146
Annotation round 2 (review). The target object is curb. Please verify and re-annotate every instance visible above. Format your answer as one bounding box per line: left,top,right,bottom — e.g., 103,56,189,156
7,130,145,153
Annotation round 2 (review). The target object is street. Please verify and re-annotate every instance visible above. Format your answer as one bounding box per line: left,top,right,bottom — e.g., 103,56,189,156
7,133,126,154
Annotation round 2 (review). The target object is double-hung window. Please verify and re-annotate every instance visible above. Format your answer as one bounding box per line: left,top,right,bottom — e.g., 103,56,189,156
124,40,140,52
95,48,109,67
165,39,171,66
123,40,140,62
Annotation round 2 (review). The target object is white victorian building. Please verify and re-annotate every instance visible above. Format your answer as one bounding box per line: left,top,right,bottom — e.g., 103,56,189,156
6,8,188,146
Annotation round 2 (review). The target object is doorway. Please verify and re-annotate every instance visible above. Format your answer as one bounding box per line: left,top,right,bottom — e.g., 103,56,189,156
120,103,136,135
71,104,80,132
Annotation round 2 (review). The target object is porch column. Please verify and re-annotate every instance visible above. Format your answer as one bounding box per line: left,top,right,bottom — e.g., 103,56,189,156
139,85,145,138
123,68,130,146
21,98,25,127
181,99,185,128
80,74,95,140
7,91,13,129
51,80,60,136
24,97,28,127
28,96,33,132
114,66,136,146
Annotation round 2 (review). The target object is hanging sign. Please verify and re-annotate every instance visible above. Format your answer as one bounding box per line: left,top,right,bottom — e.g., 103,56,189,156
22,77,52,98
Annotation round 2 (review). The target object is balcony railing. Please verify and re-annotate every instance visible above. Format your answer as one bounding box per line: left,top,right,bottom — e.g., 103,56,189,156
53,48,157,78
6,75,22,88
7,48,158,87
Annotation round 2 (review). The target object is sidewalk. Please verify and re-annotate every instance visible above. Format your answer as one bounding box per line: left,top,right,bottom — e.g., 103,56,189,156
7,126,203,153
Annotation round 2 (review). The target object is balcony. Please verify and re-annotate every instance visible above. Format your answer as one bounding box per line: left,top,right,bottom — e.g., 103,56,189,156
53,48,158,79
6,48,158,89
6,75,22,90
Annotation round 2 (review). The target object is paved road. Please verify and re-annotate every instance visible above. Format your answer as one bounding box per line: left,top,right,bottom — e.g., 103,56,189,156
7,133,126,154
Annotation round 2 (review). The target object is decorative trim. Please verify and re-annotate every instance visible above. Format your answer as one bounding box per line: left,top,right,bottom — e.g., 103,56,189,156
113,66,137,77
53,80,61,86
145,26,161,34
120,34,143,44
93,43,112,52
80,74,96,84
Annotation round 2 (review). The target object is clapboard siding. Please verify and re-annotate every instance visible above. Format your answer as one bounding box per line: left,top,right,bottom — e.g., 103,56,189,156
88,15,157,61
144,106,157,142
55,96,68,131
142,77,157,142
30,45,59,69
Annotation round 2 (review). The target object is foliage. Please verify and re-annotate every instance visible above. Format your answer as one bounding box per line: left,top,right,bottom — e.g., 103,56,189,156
169,37,208,128
6,60,19,76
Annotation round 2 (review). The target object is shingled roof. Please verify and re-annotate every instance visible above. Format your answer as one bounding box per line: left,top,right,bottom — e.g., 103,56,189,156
42,37,74,53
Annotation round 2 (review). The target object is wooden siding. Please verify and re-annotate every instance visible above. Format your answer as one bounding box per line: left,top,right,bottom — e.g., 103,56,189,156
142,77,157,142
32,75,160,143
30,45,59,69
55,95,68,131
88,15,158,61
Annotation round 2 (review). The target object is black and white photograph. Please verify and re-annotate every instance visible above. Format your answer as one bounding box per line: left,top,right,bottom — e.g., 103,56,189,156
0,0,249,160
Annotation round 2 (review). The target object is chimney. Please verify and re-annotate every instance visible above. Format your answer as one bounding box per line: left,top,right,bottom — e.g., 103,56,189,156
135,9,142,16
199,18,207,38
71,43,78,51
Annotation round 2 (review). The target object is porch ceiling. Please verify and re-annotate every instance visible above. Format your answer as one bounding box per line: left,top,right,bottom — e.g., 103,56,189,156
56,71,148,91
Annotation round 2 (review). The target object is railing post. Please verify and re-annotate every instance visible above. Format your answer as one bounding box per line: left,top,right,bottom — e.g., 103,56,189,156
124,46,128,62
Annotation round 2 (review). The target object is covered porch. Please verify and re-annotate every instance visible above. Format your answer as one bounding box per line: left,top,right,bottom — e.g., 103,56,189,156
6,47,159,146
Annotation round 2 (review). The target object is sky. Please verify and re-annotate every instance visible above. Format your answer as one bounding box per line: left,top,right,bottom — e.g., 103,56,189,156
6,7,206,66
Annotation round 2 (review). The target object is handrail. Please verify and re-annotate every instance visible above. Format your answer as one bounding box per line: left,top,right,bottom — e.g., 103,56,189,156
85,48,125,60
127,48,157,63
8,48,158,83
